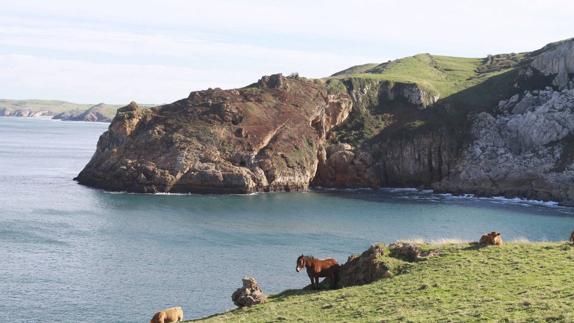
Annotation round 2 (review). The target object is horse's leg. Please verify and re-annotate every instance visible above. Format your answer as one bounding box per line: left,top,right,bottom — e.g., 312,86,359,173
308,274,314,289
315,276,320,290
329,270,335,289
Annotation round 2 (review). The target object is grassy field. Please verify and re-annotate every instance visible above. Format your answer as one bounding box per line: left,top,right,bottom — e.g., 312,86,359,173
194,242,574,322
331,53,524,100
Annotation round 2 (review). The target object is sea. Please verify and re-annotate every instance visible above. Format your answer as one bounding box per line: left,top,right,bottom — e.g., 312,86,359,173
1,117,574,322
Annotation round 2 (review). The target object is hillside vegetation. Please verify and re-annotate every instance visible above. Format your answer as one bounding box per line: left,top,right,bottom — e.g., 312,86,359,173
195,242,574,322
332,53,524,100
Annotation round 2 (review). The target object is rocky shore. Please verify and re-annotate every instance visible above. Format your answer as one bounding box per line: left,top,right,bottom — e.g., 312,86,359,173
77,38,574,204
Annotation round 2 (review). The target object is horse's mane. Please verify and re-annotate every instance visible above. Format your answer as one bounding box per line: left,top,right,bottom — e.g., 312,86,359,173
304,255,316,262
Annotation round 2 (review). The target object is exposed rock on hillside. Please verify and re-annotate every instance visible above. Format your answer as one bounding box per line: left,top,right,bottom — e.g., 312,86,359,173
76,74,352,193
436,89,574,204
231,277,267,307
338,244,391,287
529,39,574,89
313,143,380,188
388,242,438,261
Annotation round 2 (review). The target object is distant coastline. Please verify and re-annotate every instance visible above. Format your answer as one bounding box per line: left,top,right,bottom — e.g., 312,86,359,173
0,99,156,122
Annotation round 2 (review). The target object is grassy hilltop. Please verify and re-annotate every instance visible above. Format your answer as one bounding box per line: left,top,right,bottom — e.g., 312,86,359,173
323,51,529,147
331,52,524,100
194,242,574,322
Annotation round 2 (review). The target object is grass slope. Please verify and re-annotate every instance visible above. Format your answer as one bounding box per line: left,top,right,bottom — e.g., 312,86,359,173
195,242,574,322
332,53,524,100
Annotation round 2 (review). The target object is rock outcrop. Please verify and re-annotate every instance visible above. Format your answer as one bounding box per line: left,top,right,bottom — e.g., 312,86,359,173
338,244,391,287
231,277,267,307
388,242,438,261
76,74,352,193
313,143,380,188
529,38,574,89
436,89,574,204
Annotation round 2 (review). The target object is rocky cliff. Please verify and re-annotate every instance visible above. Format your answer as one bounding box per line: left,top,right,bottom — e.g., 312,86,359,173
76,75,352,193
77,38,574,204
436,89,574,204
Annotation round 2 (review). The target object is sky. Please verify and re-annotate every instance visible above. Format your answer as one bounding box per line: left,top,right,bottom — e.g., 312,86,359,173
1,0,573,104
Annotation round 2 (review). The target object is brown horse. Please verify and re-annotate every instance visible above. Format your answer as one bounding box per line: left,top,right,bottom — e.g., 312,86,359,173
296,255,339,290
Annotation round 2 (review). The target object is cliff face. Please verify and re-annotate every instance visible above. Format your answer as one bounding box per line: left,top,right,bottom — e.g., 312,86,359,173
436,89,574,204
78,38,574,203
529,39,574,89
76,75,352,193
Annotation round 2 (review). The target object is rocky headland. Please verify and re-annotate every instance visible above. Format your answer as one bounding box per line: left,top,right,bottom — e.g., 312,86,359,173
53,103,117,122
77,38,574,204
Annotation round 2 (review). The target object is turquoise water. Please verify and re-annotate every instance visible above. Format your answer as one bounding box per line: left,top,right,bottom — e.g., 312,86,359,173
2,117,574,322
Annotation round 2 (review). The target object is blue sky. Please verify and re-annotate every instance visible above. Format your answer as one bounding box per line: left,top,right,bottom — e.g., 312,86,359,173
1,0,573,104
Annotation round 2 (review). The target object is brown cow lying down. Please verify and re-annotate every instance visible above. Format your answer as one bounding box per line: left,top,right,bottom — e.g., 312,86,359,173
479,232,503,246
150,307,183,323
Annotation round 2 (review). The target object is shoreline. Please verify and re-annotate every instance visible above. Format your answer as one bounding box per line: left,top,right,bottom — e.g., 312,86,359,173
97,186,566,209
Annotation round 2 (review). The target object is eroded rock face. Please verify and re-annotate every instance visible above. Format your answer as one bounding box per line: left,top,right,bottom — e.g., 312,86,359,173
436,89,574,204
313,143,380,188
76,75,352,193
231,277,267,307
345,78,439,110
530,38,574,89
376,129,459,187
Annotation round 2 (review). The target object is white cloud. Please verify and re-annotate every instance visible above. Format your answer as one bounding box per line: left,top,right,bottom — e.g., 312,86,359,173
0,0,573,103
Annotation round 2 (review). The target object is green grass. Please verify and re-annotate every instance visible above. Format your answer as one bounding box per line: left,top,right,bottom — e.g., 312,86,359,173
331,53,524,100
194,242,574,322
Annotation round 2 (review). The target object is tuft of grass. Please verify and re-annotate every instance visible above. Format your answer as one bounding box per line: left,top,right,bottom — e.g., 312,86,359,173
193,242,574,322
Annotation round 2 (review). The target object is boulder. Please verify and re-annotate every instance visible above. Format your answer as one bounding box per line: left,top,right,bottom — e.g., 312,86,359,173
389,242,438,261
231,277,267,307
338,244,390,287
